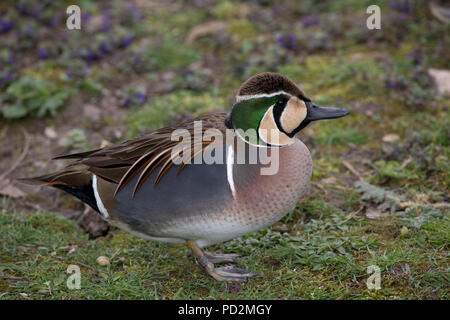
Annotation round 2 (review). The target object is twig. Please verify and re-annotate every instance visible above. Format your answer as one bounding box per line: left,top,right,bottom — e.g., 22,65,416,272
312,182,328,195
398,157,412,170
342,160,364,181
52,255,98,274
0,126,8,140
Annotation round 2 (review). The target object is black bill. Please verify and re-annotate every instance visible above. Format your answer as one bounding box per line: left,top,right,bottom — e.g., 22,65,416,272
306,102,350,121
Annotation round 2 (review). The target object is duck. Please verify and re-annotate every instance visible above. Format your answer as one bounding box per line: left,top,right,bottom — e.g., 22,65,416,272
20,72,349,282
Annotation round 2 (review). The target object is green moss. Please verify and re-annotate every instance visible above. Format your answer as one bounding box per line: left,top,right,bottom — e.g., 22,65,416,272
372,160,423,181
213,1,250,20
226,19,258,42
0,76,75,119
142,40,199,71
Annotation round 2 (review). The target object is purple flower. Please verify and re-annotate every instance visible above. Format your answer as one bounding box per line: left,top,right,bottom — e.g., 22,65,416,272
82,12,91,21
390,0,399,10
402,0,412,13
32,9,41,19
0,72,13,85
128,4,143,20
49,17,57,26
136,92,147,102
277,34,297,51
397,12,408,20
5,72,12,82
38,48,48,59
0,20,14,34
408,48,422,66
390,0,412,13
301,15,319,28
17,4,27,15
102,9,112,31
99,42,110,54
413,72,421,81
387,80,396,89
66,70,73,78
123,98,130,107
119,35,135,48
84,51,101,62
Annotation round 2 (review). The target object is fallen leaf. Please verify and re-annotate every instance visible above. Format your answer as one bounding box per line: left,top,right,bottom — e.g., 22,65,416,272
85,14,104,34
365,208,389,219
0,178,25,198
350,52,390,62
382,134,400,143
320,177,337,184
272,225,291,233
185,21,226,44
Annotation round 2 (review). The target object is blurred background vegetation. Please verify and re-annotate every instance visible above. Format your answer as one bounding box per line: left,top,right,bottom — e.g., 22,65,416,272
0,0,448,299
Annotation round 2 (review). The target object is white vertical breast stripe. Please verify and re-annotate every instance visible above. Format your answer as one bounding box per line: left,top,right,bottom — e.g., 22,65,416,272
92,175,109,219
226,144,236,199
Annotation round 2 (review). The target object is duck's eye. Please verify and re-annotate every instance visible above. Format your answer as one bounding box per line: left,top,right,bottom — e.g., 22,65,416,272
276,98,287,107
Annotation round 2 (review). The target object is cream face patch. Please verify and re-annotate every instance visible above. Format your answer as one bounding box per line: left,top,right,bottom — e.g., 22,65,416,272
279,97,307,134
258,106,293,146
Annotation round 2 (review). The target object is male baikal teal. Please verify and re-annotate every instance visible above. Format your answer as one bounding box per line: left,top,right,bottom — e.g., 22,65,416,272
21,72,349,282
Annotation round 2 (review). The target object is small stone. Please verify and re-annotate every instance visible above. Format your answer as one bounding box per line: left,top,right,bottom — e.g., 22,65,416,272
83,104,101,121
382,134,400,143
96,256,110,266
428,69,450,97
272,225,291,233
400,226,409,236
44,127,57,139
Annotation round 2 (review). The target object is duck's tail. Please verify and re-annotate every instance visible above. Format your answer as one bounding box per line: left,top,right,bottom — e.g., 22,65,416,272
18,164,99,213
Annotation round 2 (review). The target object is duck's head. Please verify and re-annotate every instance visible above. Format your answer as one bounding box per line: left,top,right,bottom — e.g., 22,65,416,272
227,72,350,146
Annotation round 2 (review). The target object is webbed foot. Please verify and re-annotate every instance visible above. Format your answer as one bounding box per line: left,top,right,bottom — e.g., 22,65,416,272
186,241,259,282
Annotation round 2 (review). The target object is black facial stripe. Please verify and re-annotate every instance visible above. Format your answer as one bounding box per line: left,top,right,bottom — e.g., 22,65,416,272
256,109,275,148
291,120,310,135
225,113,233,129
272,96,289,136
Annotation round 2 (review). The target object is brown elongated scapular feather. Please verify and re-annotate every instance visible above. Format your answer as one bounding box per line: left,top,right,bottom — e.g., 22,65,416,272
20,112,229,199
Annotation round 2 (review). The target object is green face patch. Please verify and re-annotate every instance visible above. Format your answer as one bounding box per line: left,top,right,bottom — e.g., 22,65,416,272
231,95,282,145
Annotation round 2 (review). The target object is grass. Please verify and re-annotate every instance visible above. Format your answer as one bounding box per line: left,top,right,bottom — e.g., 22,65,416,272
0,198,448,299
